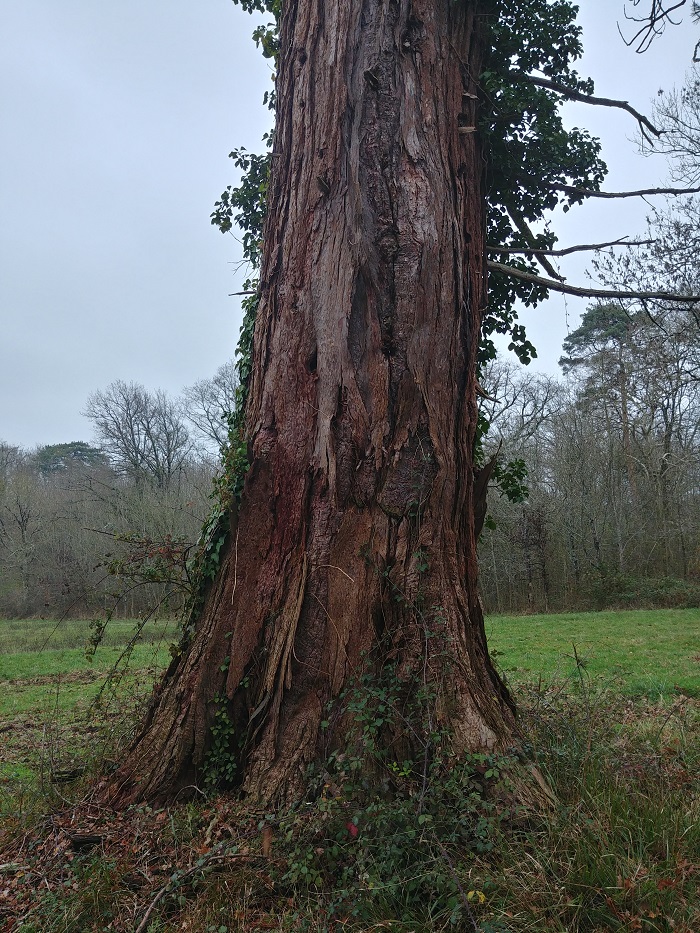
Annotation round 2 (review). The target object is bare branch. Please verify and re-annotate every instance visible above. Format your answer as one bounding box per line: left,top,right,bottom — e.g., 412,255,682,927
487,238,655,257
487,260,700,303
548,183,700,200
528,75,662,140
620,1,689,54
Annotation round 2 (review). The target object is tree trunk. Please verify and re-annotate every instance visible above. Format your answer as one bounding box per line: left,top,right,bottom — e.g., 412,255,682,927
106,0,516,809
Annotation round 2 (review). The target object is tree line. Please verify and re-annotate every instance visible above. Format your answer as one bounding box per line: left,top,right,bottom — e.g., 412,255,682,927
3,284,699,621
4,201,700,622
479,323,700,611
0,363,237,618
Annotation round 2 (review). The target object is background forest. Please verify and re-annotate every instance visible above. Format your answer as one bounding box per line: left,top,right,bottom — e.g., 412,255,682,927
0,363,237,619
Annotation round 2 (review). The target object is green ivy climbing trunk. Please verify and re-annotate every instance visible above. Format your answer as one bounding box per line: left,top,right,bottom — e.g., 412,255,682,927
106,0,516,808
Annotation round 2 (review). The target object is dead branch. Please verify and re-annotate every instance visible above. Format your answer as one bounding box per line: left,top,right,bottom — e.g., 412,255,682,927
487,237,655,257
487,260,700,303
527,75,662,140
547,183,700,200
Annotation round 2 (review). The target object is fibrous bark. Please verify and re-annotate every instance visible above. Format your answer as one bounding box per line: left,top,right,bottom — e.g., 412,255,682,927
107,0,516,809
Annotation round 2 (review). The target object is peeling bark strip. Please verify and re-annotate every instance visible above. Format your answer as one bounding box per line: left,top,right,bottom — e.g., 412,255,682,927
107,0,515,808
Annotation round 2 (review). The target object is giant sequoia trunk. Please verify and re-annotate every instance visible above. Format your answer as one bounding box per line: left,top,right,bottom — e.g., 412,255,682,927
107,0,516,808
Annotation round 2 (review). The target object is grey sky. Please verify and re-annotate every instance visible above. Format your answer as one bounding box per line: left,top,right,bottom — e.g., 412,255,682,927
1,1,696,450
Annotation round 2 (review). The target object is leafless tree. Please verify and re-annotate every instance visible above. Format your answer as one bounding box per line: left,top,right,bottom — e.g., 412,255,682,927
653,65,700,181
84,381,193,490
480,360,562,452
620,1,700,56
0,436,216,618
181,360,238,453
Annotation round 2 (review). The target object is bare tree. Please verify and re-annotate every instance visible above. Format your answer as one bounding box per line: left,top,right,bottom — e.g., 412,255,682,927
181,360,239,453
480,360,561,452
653,65,700,181
84,381,193,490
620,1,700,56
0,436,217,619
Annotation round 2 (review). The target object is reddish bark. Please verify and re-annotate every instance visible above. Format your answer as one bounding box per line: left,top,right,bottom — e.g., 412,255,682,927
107,0,516,808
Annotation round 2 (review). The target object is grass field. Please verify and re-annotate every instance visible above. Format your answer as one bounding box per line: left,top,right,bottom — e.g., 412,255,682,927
1,608,697,752
0,618,175,800
0,618,174,718
0,616,174,655
3,607,698,692
486,607,700,698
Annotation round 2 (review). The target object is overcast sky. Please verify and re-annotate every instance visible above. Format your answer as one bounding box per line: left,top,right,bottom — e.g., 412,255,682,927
1,1,697,450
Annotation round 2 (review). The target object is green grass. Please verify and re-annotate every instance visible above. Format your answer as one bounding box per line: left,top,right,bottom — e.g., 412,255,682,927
486,608,700,697
0,619,174,723
5,610,697,701
0,616,174,654
0,617,174,802
0,659,168,718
